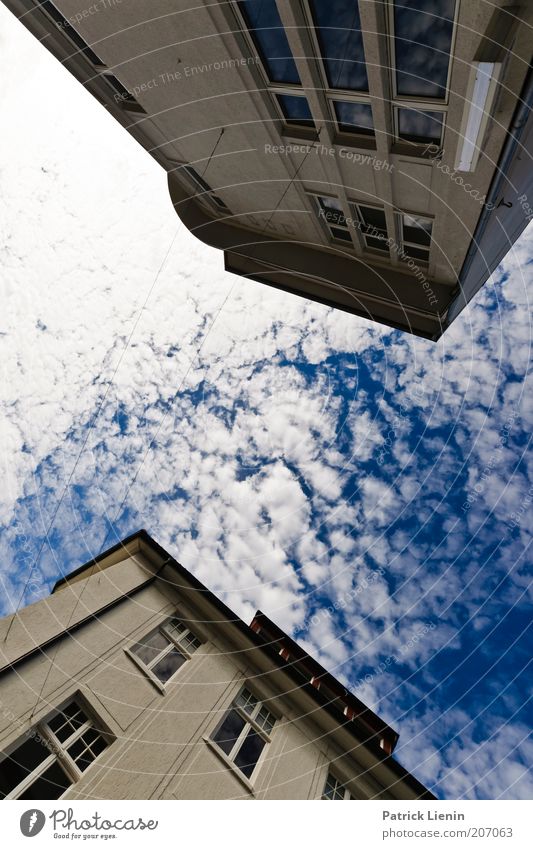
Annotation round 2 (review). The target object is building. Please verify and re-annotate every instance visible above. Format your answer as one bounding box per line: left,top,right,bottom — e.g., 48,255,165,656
2,1,532,339
0,530,434,800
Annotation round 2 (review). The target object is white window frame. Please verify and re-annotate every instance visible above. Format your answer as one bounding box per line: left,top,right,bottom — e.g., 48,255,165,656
301,0,375,144
1,696,111,800
311,193,354,247
387,0,458,150
393,104,447,150
350,201,390,255
231,1,317,135
125,614,202,692
209,687,276,783
322,770,352,800
387,0,459,105
397,210,433,264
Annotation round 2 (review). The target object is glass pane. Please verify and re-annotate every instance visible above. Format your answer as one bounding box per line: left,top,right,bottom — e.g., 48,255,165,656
323,773,345,799
212,709,247,755
366,236,389,251
234,728,266,778
404,245,430,261
276,94,315,127
180,632,202,653
333,101,374,135
235,689,259,714
256,707,275,734
331,227,352,242
39,1,103,66
317,196,346,227
67,728,107,772
310,0,368,91
398,108,443,145
238,0,300,85
131,628,170,666
358,206,386,230
403,214,432,246
48,703,88,743
394,0,455,98
151,647,186,683
166,618,187,638
0,736,50,799
18,760,72,800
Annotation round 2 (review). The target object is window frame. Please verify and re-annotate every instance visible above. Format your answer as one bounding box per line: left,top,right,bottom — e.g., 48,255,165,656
387,0,458,151
301,1,375,145
0,696,112,800
311,193,355,247
351,201,390,256
231,1,317,137
209,687,277,783
398,210,433,264
125,614,202,692
393,104,446,150
387,0,459,105
322,770,352,800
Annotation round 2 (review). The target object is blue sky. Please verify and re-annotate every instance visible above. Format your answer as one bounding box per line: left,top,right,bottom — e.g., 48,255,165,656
0,4,531,800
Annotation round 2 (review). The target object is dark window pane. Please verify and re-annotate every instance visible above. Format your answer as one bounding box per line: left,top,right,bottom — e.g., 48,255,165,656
323,773,345,798
67,728,107,772
0,736,51,799
276,94,314,127
404,245,429,261
238,0,300,84
310,0,368,91
366,236,389,251
333,101,374,135
358,206,386,230
131,628,170,666
18,760,72,800
212,709,247,756
233,728,266,778
398,108,443,145
151,647,186,683
39,1,103,66
331,227,352,242
48,703,88,743
394,0,455,98
403,214,432,245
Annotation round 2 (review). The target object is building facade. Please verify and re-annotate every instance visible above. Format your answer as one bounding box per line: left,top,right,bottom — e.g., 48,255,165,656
2,0,532,338
0,531,434,800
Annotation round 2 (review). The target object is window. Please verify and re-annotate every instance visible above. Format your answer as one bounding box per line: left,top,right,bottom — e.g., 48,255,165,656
238,0,300,85
322,771,351,799
309,0,368,92
353,203,390,254
305,1,374,140
0,697,111,800
390,1,456,149
399,212,433,262
333,101,374,136
236,1,316,134
38,1,104,66
393,0,456,99
276,93,315,128
397,107,444,146
314,196,353,244
210,687,276,780
129,615,202,686
180,166,230,213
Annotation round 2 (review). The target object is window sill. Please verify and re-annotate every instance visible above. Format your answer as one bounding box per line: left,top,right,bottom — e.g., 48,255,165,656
203,737,256,797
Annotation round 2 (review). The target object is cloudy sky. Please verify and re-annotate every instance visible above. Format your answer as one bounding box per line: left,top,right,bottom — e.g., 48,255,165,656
0,4,531,801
